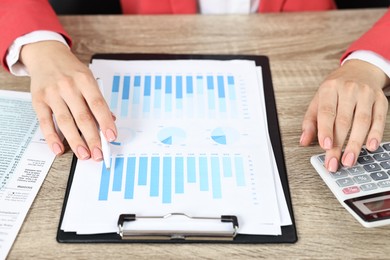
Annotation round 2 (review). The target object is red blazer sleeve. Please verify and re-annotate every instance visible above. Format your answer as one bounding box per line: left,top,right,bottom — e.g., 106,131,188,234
341,9,390,62
0,0,72,72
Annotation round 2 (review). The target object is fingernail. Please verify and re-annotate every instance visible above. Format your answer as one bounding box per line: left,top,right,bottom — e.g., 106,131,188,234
92,147,103,161
369,139,378,151
52,143,62,155
105,128,116,142
77,146,90,160
327,157,339,172
323,137,332,150
343,152,355,168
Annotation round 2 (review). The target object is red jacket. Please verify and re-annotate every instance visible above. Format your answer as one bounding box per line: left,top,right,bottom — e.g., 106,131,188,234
0,0,388,72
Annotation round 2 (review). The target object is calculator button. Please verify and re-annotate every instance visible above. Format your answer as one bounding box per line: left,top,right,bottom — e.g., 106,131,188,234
347,166,365,175
380,161,390,169
352,174,371,184
378,180,390,188
373,153,390,161
363,163,381,172
382,143,390,151
318,155,325,163
357,155,374,164
370,171,389,181
330,169,348,179
359,149,368,156
360,183,378,191
342,186,360,195
336,178,354,187
367,146,384,154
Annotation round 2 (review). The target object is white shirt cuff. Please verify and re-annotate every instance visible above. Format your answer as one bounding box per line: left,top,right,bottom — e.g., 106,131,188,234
6,30,69,76
199,0,259,14
343,50,390,80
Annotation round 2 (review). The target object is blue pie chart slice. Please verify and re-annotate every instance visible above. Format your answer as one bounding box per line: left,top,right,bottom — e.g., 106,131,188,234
211,127,238,145
157,127,186,145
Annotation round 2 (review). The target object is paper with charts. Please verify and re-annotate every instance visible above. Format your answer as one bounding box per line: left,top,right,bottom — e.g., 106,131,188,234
60,59,292,236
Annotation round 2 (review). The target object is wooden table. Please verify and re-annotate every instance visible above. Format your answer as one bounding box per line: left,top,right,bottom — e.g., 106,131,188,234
2,8,389,259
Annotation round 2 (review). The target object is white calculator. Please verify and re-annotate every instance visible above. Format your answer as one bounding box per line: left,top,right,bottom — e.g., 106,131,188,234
311,142,390,228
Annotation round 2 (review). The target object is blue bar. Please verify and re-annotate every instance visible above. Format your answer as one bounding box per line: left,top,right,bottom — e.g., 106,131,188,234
207,76,214,90
227,76,236,100
110,75,120,109
235,156,246,186
125,157,136,199
154,76,162,109
187,156,196,183
113,157,124,191
176,76,183,99
176,76,183,110
144,76,151,96
196,76,203,94
175,157,184,194
217,76,226,112
155,76,162,90
217,76,225,98
98,162,111,200
122,76,130,99
138,156,148,185
133,75,141,104
211,157,222,199
162,157,172,203
199,156,209,191
112,75,120,92
165,76,172,94
186,76,193,94
143,76,151,113
121,76,130,117
207,76,215,110
165,76,172,112
121,100,129,117
150,157,160,196
222,156,232,177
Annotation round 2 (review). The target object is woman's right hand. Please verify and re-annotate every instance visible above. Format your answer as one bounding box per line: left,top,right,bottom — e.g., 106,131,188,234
20,40,117,161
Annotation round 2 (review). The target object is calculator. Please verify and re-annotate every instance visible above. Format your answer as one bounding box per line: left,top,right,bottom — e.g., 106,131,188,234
311,142,390,228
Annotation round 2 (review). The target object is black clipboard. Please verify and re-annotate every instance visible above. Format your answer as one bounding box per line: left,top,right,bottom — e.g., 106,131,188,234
57,53,297,244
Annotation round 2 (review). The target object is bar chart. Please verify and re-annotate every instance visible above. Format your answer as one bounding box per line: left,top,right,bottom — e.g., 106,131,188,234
98,153,249,204
109,74,241,119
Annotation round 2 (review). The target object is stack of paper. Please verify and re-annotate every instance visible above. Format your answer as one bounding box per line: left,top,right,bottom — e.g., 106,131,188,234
60,59,292,236
0,90,56,259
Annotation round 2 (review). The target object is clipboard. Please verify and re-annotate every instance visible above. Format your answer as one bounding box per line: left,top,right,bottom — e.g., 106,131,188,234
57,53,297,244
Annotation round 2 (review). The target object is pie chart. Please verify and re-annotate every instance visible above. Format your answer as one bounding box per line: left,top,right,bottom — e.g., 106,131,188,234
110,127,135,146
211,127,239,145
157,127,186,145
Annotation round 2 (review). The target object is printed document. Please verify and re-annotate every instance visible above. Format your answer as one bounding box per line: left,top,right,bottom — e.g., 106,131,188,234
60,59,292,236
0,90,56,260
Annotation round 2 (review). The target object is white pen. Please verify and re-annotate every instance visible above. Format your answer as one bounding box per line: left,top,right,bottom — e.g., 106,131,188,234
96,78,111,169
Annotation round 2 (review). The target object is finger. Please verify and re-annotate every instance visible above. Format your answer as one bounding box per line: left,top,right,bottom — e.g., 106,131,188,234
47,94,91,160
316,82,338,150
324,84,357,171
59,86,103,162
77,75,117,142
341,88,374,167
32,99,64,156
300,92,319,146
366,93,388,151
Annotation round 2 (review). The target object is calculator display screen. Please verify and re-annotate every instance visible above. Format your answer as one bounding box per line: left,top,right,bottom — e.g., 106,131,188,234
345,191,390,222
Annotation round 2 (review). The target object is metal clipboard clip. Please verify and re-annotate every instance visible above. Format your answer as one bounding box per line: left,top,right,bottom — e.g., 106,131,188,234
117,213,239,241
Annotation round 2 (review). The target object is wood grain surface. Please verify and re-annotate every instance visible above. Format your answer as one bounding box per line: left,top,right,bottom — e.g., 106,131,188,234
2,8,389,259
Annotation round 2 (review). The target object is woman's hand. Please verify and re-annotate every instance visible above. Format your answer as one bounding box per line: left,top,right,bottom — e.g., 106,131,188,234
20,40,117,161
301,59,390,172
